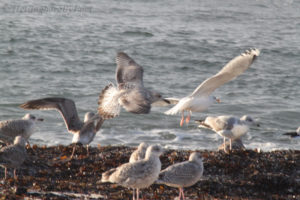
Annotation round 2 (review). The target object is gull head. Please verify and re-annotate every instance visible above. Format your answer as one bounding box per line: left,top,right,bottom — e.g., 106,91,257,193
14,136,26,147
23,113,44,122
84,112,96,122
150,91,169,104
189,152,203,165
145,144,164,158
138,142,149,151
240,115,259,127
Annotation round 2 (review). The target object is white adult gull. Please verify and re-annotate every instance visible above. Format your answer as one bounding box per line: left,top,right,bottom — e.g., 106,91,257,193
0,114,43,145
98,52,170,119
101,145,163,200
129,142,148,163
20,97,105,158
0,136,27,180
196,115,259,152
156,152,204,200
164,48,260,126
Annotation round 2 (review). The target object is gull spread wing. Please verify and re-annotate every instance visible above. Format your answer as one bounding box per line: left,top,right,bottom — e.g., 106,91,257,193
191,48,260,97
98,84,121,119
116,52,144,85
20,97,83,133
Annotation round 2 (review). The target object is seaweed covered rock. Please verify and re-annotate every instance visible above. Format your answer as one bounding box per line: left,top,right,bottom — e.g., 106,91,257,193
0,145,299,199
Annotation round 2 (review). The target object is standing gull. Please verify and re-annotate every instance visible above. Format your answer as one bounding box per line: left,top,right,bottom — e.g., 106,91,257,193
197,115,258,152
0,136,27,180
0,114,43,145
98,52,169,119
283,127,300,138
156,152,203,200
129,142,148,163
20,97,104,158
101,145,163,200
165,49,260,126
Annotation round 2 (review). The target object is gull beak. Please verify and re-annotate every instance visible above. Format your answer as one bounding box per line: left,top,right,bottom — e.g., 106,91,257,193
37,118,44,122
216,98,221,103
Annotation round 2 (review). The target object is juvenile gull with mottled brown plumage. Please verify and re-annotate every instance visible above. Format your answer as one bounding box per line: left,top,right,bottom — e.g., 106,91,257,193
0,136,27,180
129,142,148,163
0,114,43,145
101,145,163,200
20,97,105,158
156,152,203,200
98,52,169,119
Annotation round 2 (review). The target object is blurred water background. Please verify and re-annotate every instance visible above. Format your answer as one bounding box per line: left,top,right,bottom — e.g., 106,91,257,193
0,0,299,151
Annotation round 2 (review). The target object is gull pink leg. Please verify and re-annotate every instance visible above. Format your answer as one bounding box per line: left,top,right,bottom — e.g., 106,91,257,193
132,189,136,200
185,112,191,125
14,169,17,180
4,167,7,180
178,188,182,199
86,145,89,156
70,146,76,159
180,188,186,200
180,112,185,127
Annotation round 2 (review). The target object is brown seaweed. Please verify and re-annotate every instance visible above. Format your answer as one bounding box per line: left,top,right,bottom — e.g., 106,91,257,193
0,145,299,199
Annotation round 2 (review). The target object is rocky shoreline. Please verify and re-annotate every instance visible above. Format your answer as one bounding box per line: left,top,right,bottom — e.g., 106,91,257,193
0,145,299,199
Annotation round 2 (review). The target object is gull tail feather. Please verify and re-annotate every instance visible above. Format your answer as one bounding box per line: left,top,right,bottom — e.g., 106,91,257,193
164,97,189,115
98,84,121,119
195,120,212,129
101,168,117,183
283,132,298,137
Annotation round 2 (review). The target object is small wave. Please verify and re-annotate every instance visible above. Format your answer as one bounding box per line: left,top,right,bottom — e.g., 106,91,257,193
122,31,153,37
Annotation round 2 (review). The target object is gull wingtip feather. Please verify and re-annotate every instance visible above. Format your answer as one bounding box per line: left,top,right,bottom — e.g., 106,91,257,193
252,48,260,56
242,48,260,57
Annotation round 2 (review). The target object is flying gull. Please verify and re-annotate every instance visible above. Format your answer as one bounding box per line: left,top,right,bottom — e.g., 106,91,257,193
165,48,260,126
0,114,43,145
196,115,259,152
0,136,27,180
20,97,104,158
98,52,169,119
101,145,163,200
156,152,203,200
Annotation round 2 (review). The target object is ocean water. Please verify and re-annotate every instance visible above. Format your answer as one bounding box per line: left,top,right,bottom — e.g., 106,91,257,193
0,0,299,151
